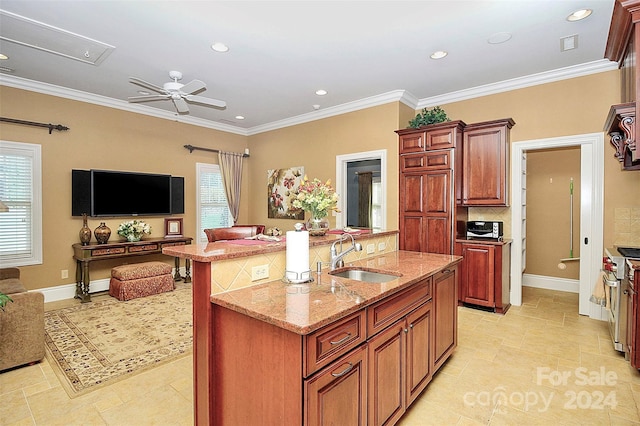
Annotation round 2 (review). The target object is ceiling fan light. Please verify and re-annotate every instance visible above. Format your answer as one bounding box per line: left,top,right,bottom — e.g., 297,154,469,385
567,9,592,22
211,42,229,52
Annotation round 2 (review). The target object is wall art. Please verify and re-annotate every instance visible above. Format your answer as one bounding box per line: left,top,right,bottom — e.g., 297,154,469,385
267,166,304,219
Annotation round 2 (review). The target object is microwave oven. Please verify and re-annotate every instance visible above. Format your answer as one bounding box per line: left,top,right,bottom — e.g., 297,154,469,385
466,221,503,239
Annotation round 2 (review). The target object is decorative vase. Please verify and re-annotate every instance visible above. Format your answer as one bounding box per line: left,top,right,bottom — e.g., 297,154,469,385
79,213,92,245
306,216,330,236
126,234,142,242
94,222,111,244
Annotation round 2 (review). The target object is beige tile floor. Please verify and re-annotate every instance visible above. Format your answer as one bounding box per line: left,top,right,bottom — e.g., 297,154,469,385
1,286,639,425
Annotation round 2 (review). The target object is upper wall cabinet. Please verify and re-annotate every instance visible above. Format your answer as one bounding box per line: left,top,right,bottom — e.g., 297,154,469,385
461,118,515,206
604,0,640,171
397,120,466,154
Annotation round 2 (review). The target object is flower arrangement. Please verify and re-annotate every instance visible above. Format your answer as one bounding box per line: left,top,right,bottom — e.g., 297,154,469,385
292,176,339,220
117,220,152,242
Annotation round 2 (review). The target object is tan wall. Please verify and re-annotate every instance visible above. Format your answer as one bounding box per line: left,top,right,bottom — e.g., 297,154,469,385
246,102,405,231
526,147,581,280
0,86,249,290
2,68,639,292
441,70,640,254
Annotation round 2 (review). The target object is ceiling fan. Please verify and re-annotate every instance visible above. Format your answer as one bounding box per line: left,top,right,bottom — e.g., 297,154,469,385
127,70,226,113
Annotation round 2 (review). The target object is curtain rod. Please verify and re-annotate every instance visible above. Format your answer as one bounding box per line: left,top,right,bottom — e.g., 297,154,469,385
354,171,380,175
1,117,69,134
183,144,250,157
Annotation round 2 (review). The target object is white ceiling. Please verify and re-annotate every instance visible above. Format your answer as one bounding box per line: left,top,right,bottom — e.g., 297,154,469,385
0,1,618,135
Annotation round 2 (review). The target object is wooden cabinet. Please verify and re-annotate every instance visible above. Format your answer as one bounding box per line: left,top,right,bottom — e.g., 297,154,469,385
367,298,433,426
397,121,467,255
455,240,511,314
461,118,514,206
306,345,368,426
432,267,457,370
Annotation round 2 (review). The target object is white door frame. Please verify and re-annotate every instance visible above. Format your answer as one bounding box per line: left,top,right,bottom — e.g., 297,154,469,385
335,150,387,230
510,132,605,319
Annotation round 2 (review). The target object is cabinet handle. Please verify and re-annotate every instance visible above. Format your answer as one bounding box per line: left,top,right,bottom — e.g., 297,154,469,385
409,323,414,329
442,268,452,274
329,333,352,345
331,362,354,377
404,328,409,333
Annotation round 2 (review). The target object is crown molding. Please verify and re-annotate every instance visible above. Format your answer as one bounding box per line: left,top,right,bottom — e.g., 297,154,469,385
0,74,249,136
415,59,618,109
1,59,618,136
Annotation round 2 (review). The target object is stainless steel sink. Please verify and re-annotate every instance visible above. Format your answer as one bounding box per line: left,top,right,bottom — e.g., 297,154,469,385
329,268,401,283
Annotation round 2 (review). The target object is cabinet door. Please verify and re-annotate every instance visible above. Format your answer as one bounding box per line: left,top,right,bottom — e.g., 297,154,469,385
462,119,513,206
399,131,426,154
368,322,405,426
433,267,458,370
405,301,433,406
460,243,495,307
306,345,367,426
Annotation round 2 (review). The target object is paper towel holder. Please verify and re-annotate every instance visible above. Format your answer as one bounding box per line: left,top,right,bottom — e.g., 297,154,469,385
282,269,314,284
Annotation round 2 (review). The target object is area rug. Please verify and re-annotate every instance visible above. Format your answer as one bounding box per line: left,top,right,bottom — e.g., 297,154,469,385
44,285,192,397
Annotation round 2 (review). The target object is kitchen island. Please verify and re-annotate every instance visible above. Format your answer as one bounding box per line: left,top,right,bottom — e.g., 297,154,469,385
163,231,461,425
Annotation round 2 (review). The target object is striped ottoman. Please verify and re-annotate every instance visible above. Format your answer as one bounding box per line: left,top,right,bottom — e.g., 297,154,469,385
109,261,174,301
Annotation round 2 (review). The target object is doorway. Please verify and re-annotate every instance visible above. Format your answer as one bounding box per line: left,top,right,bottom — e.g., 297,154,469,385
510,132,605,319
335,150,387,230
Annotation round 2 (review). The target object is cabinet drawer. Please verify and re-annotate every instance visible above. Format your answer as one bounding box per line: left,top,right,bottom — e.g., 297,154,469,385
304,310,366,377
400,150,452,172
367,279,432,338
427,127,457,150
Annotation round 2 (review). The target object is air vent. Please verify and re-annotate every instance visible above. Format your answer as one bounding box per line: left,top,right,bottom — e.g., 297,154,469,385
0,10,114,66
560,35,578,52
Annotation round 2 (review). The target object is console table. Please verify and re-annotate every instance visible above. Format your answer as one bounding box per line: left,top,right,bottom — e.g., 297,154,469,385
72,236,192,303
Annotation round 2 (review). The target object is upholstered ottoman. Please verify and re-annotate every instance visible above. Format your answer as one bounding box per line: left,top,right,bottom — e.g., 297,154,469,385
109,261,174,301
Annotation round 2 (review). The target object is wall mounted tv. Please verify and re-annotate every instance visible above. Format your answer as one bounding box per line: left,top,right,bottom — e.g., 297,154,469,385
71,169,184,217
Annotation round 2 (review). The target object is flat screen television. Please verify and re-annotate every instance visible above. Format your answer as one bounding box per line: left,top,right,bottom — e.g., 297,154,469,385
90,169,172,217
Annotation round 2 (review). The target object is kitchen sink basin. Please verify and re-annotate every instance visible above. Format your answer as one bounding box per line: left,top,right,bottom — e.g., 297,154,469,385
329,268,401,283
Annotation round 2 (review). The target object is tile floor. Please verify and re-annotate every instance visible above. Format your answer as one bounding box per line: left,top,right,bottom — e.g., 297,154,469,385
1,287,639,425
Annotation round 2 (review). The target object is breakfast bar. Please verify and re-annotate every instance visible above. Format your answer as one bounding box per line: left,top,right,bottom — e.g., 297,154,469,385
163,231,462,425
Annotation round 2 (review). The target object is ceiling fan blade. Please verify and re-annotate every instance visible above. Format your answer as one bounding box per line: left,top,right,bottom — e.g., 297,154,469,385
129,77,167,94
185,94,227,108
127,94,170,103
179,79,206,95
173,97,190,113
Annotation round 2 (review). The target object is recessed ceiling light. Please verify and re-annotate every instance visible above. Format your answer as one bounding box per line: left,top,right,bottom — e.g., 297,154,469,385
430,51,448,60
0,53,8,60
315,89,327,96
567,9,592,22
211,42,229,52
235,115,245,120
487,32,512,44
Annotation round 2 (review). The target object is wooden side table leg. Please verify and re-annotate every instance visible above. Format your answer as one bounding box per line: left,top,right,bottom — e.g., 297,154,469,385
184,258,192,283
174,257,183,282
78,261,91,303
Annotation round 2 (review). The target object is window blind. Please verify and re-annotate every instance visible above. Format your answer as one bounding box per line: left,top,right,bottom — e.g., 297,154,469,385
0,141,42,265
197,163,233,242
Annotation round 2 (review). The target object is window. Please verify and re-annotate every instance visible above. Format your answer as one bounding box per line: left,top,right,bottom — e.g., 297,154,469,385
196,163,233,243
0,141,42,266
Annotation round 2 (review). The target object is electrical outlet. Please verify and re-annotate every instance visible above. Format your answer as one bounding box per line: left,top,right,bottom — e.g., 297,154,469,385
61,269,69,279
366,244,375,254
378,242,386,251
251,264,269,281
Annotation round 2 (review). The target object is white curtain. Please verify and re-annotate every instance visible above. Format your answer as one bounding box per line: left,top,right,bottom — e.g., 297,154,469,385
218,151,244,223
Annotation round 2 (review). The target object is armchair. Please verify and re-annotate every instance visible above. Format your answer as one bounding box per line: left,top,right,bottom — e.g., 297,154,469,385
204,225,266,242
0,268,45,371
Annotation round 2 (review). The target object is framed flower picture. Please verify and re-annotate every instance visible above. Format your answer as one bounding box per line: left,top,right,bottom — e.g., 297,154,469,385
267,166,305,219
164,218,183,237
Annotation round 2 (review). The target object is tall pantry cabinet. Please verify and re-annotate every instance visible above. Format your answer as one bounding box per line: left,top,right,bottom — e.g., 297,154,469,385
396,121,468,255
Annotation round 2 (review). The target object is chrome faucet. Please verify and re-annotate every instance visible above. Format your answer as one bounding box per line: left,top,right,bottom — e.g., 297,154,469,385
330,233,362,270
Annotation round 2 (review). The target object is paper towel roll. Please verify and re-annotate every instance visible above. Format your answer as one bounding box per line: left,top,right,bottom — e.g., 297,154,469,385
286,229,310,282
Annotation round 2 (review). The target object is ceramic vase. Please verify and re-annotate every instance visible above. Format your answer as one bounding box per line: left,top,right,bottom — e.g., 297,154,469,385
126,233,142,242
79,213,92,245
306,216,329,236
94,222,111,244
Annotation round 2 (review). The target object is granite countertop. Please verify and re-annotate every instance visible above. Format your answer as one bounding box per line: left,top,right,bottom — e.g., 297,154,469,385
211,250,462,335
162,229,397,262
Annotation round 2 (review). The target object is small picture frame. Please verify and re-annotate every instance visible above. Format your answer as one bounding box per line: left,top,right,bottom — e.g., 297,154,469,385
164,218,183,237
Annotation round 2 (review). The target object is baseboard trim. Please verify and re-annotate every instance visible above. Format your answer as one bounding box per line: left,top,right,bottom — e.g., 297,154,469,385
522,273,579,293
39,267,186,303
